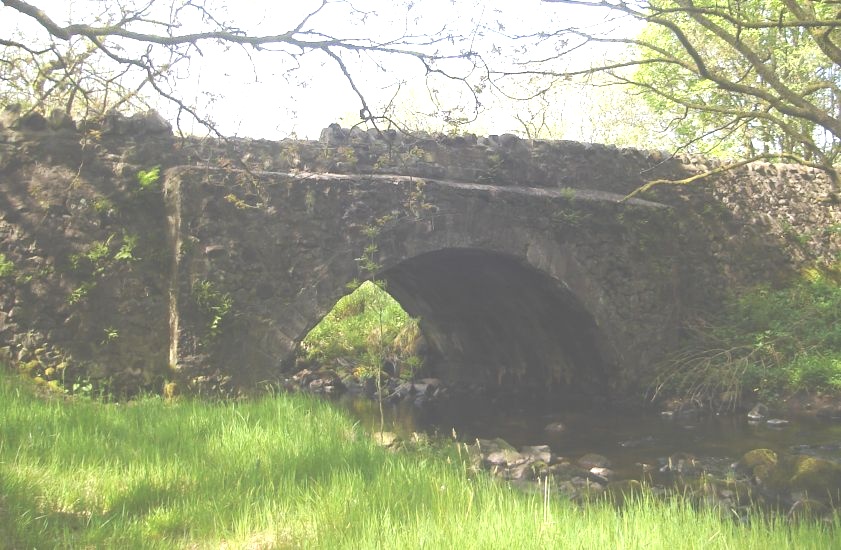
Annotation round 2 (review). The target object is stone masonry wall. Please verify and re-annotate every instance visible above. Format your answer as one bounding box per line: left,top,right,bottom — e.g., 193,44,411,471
0,106,838,396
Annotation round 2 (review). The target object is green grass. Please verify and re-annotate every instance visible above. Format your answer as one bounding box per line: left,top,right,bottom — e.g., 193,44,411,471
653,266,841,406
301,280,423,379
0,368,837,549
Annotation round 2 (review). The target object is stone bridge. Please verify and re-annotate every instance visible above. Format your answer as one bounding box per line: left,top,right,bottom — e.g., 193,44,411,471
0,110,838,402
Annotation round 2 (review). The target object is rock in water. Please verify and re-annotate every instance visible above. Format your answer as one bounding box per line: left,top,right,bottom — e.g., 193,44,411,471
747,403,769,421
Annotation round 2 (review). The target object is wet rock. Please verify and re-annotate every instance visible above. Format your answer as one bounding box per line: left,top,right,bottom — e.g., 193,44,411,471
704,477,755,506
568,476,606,500
293,368,344,394
747,403,769,421
549,461,585,480
736,449,841,504
766,418,790,427
506,462,534,481
736,448,778,481
781,455,841,499
659,452,701,476
389,381,414,401
416,378,445,401
468,438,516,469
661,399,704,422
578,453,611,469
587,467,613,484
486,449,526,467
529,460,551,478
521,444,553,463
589,467,614,479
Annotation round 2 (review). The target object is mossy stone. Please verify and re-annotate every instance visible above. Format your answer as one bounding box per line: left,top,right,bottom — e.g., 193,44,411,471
787,456,841,498
20,360,40,375
738,449,778,480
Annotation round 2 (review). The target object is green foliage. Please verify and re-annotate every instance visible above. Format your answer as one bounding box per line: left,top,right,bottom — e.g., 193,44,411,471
653,266,841,406
136,166,161,192
0,368,838,548
113,234,139,262
633,0,840,161
192,280,233,338
67,282,94,306
0,252,14,279
67,234,139,305
301,281,423,379
92,196,115,214
102,327,120,344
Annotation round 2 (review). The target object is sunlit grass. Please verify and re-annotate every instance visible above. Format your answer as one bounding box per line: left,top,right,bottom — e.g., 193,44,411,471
0,368,837,549
301,279,423,378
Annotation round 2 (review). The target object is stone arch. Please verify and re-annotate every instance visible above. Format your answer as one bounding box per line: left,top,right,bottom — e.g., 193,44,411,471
168,169,679,397
379,247,614,405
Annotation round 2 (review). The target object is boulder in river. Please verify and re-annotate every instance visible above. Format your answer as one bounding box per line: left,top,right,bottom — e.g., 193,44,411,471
521,444,553,463
578,453,611,469
736,448,841,505
747,403,769,422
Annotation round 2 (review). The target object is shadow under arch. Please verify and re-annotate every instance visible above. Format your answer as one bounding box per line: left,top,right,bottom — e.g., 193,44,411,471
380,248,612,407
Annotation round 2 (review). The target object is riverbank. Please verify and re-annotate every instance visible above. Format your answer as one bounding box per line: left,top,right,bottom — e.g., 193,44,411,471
1,368,837,549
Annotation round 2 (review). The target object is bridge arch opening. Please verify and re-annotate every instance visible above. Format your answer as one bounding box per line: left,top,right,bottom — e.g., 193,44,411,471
380,248,611,407
300,247,613,409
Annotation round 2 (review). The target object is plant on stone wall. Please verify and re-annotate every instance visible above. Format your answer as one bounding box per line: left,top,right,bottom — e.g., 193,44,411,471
0,253,14,279
304,190,316,215
403,181,436,222
113,234,139,262
67,282,94,306
67,233,140,305
101,327,120,345
192,280,233,339
136,166,161,192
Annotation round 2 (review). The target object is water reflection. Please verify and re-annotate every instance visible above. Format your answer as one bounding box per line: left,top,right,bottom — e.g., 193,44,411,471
334,393,841,479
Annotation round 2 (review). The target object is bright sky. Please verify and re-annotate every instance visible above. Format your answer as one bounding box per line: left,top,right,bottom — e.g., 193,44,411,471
1,0,639,140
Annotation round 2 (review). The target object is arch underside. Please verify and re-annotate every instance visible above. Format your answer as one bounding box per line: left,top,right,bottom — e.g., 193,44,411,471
382,248,610,406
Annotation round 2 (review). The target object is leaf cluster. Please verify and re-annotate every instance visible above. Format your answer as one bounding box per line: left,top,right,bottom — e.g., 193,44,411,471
537,0,841,188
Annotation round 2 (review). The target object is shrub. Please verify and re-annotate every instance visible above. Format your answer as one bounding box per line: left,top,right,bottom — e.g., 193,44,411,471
652,265,841,407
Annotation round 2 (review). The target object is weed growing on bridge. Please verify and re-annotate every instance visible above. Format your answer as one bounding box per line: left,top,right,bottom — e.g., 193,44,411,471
64,232,139,307
0,252,14,278
192,280,233,339
136,166,161,192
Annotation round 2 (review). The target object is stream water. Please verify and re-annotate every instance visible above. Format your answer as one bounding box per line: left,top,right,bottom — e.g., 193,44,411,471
336,394,841,481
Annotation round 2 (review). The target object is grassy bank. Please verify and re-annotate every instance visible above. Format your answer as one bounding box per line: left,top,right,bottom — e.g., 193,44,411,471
0,369,837,549
301,280,423,379
653,266,841,408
